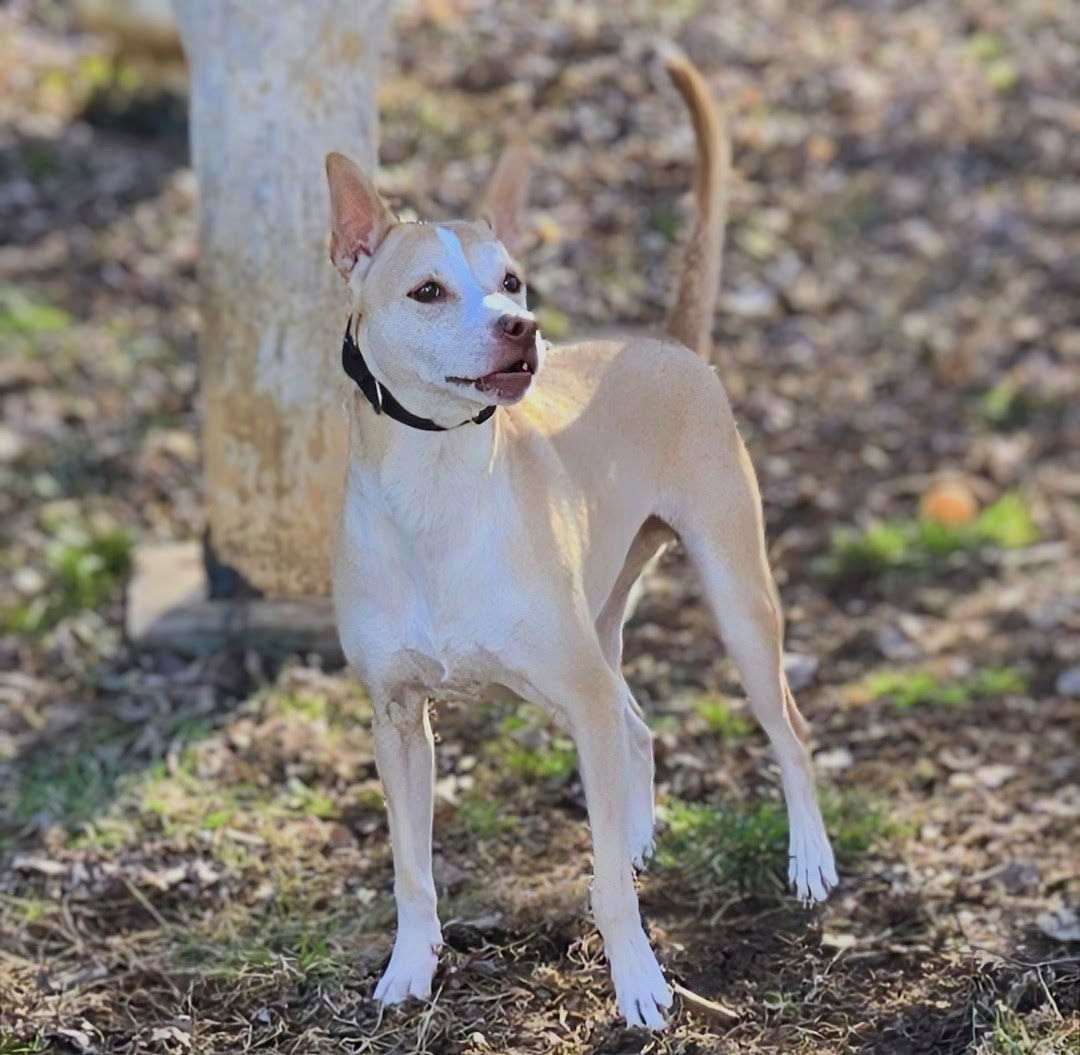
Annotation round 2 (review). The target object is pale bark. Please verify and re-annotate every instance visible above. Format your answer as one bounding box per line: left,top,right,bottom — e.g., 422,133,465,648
174,1,391,595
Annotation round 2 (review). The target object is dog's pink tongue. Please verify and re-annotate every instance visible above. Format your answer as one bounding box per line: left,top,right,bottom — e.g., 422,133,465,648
475,371,532,401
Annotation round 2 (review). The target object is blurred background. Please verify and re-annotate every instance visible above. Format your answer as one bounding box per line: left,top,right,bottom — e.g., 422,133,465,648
1,1,1078,1052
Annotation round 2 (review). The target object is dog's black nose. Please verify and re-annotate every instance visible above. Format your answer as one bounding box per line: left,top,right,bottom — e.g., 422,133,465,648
498,315,538,343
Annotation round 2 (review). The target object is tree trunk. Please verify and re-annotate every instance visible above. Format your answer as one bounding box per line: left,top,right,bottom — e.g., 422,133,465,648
173,0,391,596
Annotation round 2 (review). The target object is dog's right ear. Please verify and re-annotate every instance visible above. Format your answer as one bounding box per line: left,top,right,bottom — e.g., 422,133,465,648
326,152,395,279
475,143,532,256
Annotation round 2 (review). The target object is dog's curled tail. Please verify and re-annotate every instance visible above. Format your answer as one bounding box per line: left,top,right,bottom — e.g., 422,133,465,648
663,49,730,362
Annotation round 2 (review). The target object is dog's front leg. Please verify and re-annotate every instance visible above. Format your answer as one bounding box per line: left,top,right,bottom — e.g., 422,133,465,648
370,691,442,1004
546,657,672,1029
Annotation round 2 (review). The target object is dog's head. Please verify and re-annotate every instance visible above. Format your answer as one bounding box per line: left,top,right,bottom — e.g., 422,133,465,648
325,148,541,422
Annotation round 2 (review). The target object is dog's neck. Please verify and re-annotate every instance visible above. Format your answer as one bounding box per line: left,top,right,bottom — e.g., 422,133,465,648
345,387,500,483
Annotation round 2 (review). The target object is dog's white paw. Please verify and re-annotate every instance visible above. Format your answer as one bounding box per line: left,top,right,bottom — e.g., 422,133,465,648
607,927,672,1029
373,928,441,1004
788,814,838,906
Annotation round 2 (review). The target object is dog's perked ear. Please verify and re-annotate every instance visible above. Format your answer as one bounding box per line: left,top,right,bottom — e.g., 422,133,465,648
325,152,395,279
475,143,532,256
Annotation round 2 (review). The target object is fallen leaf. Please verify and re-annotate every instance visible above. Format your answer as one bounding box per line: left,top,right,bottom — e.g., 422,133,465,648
13,854,65,876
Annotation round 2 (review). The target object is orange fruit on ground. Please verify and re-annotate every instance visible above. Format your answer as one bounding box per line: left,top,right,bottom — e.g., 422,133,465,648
920,480,978,527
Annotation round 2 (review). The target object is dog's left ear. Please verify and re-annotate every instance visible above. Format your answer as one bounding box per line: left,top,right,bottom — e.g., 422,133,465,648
476,143,532,256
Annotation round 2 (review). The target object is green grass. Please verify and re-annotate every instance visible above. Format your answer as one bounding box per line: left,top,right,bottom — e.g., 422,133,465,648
262,683,371,734
0,894,51,927
826,521,910,576
649,205,681,242
982,1003,1079,1055
654,791,897,902
3,715,224,842
496,738,577,783
965,32,1009,63
3,522,132,635
0,287,71,339
0,285,72,367
4,680,363,850
0,1035,49,1055
973,494,1040,549
822,791,905,859
7,748,124,831
655,799,789,889
273,691,330,721
492,711,577,785
988,1003,1036,1055
454,792,518,839
171,888,356,982
965,32,1019,93
77,53,144,94
691,696,753,741
823,492,1038,581
283,778,337,820
977,381,1053,430
862,666,1026,711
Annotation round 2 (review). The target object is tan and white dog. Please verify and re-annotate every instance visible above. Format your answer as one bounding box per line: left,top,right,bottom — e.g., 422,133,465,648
325,52,836,1029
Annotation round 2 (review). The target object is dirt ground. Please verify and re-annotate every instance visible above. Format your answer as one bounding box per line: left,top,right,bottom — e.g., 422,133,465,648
1,1,1079,1052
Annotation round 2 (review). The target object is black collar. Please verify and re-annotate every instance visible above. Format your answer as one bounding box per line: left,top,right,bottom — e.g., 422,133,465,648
341,315,496,432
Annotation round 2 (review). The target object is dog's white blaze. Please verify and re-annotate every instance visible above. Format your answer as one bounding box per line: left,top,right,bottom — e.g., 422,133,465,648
482,291,533,319
435,226,487,325
435,226,531,324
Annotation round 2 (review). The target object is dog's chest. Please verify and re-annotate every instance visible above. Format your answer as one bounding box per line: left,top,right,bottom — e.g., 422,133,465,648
336,481,533,701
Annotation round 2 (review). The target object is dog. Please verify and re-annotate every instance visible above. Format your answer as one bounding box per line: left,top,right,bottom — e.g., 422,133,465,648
324,51,837,1029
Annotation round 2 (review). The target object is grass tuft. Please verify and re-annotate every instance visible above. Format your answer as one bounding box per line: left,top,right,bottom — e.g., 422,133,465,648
980,1002,1079,1055
862,666,1026,711
654,791,898,903
454,792,518,839
974,493,1039,549
977,381,1053,430
3,522,132,635
691,695,753,740
0,287,71,339
823,492,1038,581
0,1036,49,1055
827,521,910,576
8,748,123,831
491,711,577,785
171,890,358,983
649,205,682,242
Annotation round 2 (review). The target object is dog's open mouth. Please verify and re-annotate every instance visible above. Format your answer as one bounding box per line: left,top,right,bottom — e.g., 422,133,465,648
447,348,538,402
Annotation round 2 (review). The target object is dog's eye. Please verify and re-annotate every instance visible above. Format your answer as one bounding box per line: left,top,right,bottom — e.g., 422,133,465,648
503,273,522,294
409,281,444,303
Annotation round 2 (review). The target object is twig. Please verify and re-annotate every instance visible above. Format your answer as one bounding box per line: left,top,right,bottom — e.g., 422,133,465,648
671,981,739,1022
122,878,168,929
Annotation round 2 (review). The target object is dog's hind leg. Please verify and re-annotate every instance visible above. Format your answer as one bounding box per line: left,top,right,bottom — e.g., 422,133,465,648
676,439,837,904
595,517,674,870
595,516,674,671
370,690,443,1003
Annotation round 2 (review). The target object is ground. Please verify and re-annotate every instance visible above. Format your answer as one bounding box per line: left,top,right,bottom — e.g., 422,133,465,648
1,1,1079,1052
